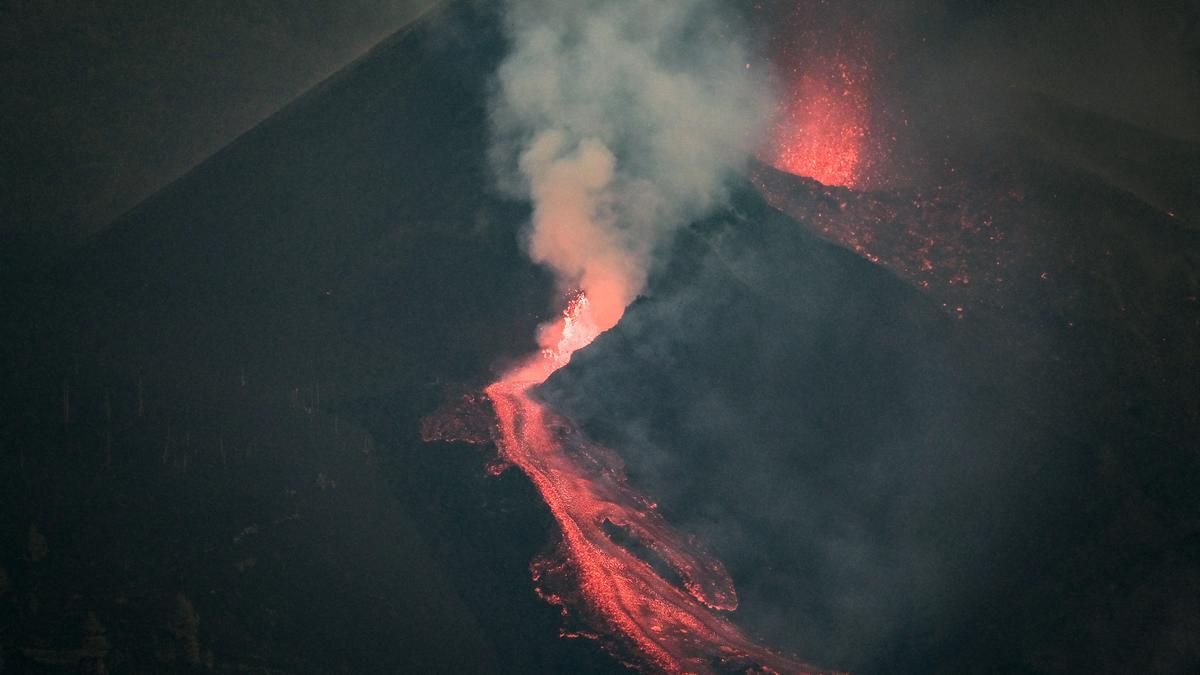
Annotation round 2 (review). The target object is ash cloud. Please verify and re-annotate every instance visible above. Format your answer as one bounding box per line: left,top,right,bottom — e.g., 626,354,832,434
488,0,771,338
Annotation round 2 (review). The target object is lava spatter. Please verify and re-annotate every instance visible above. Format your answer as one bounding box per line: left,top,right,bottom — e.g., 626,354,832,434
769,64,870,189
763,2,877,189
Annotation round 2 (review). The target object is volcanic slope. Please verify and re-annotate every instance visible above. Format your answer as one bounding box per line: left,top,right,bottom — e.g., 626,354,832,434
0,2,624,672
540,107,1200,672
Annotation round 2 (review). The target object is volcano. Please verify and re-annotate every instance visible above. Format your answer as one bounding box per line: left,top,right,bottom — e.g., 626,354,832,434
3,1,1199,674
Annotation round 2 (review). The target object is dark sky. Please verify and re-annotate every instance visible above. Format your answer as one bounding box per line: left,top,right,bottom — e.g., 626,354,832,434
1,0,435,252
3,0,1196,259
883,0,1200,138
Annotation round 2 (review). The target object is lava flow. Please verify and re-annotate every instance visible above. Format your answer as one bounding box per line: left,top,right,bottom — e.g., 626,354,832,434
426,294,830,674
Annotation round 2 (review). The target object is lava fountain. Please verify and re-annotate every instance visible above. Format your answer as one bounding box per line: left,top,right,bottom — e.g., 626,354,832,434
430,292,830,674
768,64,870,189
427,2,836,670
762,2,878,189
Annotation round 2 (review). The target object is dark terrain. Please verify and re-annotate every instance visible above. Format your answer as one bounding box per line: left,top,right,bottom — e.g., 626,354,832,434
2,3,619,672
3,1,1199,673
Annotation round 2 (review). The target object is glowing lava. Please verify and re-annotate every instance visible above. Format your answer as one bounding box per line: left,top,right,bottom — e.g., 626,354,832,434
762,2,877,189
429,294,830,673
749,160,1035,320
769,66,869,188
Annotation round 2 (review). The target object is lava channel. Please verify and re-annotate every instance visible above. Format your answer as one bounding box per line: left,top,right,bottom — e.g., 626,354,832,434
427,294,833,674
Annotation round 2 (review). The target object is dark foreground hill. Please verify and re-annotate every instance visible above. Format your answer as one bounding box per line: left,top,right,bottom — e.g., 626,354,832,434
1,2,619,672
2,0,1198,673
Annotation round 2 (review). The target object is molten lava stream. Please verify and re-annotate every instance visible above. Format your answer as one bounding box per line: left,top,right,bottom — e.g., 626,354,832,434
477,294,828,674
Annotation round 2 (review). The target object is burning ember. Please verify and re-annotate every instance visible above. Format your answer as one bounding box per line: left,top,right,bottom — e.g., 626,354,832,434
768,64,870,188
750,163,1032,319
425,294,830,673
762,2,879,190
753,5,1037,321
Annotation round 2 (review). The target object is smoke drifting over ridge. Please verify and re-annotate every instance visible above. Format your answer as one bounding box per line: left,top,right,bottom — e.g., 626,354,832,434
489,0,771,341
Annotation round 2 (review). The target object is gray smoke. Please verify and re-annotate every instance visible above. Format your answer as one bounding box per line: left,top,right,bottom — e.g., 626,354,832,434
488,0,771,340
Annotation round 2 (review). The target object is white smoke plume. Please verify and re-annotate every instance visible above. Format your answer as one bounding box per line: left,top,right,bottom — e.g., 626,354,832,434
490,0,771,345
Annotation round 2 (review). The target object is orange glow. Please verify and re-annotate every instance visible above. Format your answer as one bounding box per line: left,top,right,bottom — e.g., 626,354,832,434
507,291,604,384
762,2,876,189
540,292,602,371
769,65,869,188
426,291,831,672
